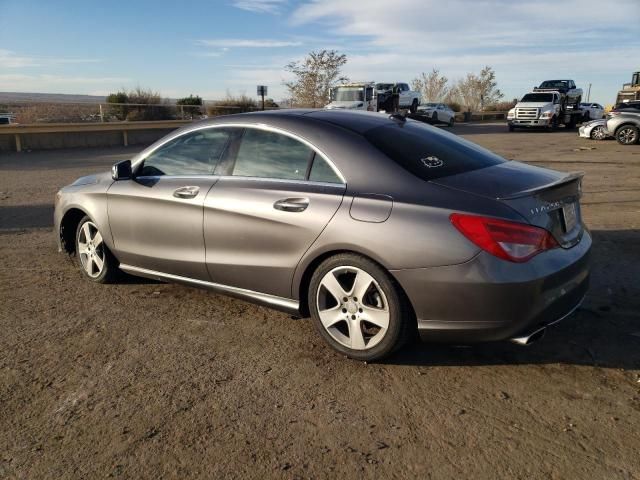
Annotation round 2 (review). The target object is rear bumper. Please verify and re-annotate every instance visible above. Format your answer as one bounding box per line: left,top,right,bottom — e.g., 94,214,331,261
391,229,591,343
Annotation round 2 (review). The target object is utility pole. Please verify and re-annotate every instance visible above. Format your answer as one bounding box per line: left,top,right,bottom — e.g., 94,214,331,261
586,83,592,102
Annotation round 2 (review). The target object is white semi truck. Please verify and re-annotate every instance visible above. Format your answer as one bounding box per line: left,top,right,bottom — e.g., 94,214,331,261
326,82,421,112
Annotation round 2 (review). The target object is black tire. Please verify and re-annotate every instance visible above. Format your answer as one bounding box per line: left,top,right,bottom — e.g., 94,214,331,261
432,111,438,123
308,253,413,362
75,216,119,283
615,125,640,145
448,117,455,127
410,99,418,114
548,116,559,131
508,124,515,132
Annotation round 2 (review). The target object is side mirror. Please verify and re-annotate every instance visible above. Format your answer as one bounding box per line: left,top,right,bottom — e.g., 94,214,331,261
112,160,132,180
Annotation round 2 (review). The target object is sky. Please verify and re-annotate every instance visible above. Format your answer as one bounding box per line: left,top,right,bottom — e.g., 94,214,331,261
1,0,639,105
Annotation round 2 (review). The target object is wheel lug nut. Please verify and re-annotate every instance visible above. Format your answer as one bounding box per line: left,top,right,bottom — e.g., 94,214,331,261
343,297,348,302
359,308,363,313
353,297,358,302
351,315,356,320
342,308,347,313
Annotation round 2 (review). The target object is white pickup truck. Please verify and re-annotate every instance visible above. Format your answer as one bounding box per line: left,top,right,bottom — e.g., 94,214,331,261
507,90,584,131
326,82,421,112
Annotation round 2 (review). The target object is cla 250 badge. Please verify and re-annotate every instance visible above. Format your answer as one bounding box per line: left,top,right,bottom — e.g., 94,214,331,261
421,156,443,168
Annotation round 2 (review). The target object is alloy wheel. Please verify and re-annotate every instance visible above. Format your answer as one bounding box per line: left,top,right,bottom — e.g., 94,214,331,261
617,127,638,145
316,266,390,350
77,221,105,278
591,126,607,140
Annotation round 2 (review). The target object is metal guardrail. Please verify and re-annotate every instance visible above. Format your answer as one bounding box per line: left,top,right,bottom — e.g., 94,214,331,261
0,120,192,152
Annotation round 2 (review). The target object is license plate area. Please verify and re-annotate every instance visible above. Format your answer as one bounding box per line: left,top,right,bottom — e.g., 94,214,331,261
562,202,578,232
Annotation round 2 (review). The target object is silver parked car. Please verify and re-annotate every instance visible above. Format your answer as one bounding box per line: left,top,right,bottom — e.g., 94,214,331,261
579,119,609,140
54,110,591,361
606,110,640,145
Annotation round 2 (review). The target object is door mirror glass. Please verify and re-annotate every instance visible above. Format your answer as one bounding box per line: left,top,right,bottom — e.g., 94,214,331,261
112,160,132,180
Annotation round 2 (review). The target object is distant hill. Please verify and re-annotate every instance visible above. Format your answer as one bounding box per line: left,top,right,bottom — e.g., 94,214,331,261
0,92,107,104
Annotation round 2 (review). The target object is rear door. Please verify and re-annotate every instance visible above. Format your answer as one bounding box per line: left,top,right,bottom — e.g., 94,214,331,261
203,126,346,298
108,127,237,280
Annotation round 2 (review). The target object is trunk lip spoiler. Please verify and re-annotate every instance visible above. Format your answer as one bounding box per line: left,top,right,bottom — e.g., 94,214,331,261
496,171,584,201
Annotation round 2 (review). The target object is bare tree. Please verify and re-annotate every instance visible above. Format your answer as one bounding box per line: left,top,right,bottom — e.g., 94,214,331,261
412,69,449,102
454,66,503,112
284,50,348,108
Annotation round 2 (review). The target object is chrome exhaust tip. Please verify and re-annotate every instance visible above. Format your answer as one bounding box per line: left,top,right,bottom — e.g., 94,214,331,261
510,327,546,346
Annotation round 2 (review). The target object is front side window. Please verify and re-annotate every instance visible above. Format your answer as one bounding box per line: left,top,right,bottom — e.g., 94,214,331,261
139,128,233,176
232,129,313,180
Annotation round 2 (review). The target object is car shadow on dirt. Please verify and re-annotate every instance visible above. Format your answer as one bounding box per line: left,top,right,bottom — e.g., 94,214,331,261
0,204,53,230
386,229,640,370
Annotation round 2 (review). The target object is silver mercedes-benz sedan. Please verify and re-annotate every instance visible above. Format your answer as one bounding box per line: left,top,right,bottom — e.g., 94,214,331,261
54,110,590,361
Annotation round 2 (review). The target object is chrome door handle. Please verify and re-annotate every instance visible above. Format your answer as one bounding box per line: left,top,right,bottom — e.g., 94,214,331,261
273,197,309,212
173,186,200,199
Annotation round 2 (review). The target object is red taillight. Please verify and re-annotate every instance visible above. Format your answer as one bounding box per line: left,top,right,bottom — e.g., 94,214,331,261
450,213,558,263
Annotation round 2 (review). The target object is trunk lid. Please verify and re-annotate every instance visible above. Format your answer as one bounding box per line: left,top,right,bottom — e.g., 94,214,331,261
432,161,584,248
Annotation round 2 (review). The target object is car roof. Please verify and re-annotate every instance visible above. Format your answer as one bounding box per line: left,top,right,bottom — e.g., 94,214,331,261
199,109,403,135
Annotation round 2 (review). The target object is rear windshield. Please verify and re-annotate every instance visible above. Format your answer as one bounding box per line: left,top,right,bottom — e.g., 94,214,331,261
364,121,505,181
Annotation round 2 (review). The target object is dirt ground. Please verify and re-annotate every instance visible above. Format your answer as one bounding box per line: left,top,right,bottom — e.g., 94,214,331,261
1,123,639,479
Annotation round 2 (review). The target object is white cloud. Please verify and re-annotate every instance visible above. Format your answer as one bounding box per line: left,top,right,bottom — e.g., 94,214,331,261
289,0,640,101
196,38,302,48
231,0,287,14
291,0,638,50
0,49,101,68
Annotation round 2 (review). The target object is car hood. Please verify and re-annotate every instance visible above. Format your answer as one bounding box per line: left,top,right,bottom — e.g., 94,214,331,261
515,102,553,109
65,171,112,190
71,174,101,186
325,101,365,110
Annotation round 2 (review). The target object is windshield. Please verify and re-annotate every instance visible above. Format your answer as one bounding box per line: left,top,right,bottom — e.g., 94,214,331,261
539,80,568,89
331,87,364,102
521,93,553,103
364,121,505,181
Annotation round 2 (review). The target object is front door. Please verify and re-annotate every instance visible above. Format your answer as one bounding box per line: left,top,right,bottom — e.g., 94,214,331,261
204,126,346,299
108,126,237,280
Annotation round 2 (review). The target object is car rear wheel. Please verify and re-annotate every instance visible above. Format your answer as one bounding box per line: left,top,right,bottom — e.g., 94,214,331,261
410,99,418,113
431,111,438,122
615,125,639,145
75,216,118,283
309,253,412,361
590,125,607,140
448,116,455,127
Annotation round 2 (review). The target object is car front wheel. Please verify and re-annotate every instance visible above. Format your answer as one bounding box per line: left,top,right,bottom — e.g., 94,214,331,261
75,216,119,283
309,253,412,361
590,125,607,140
615,125,639,145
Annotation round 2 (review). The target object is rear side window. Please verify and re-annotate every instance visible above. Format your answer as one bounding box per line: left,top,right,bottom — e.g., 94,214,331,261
309,155,342,183
140,128,232,176
233,129,312,180
364,121,505,181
